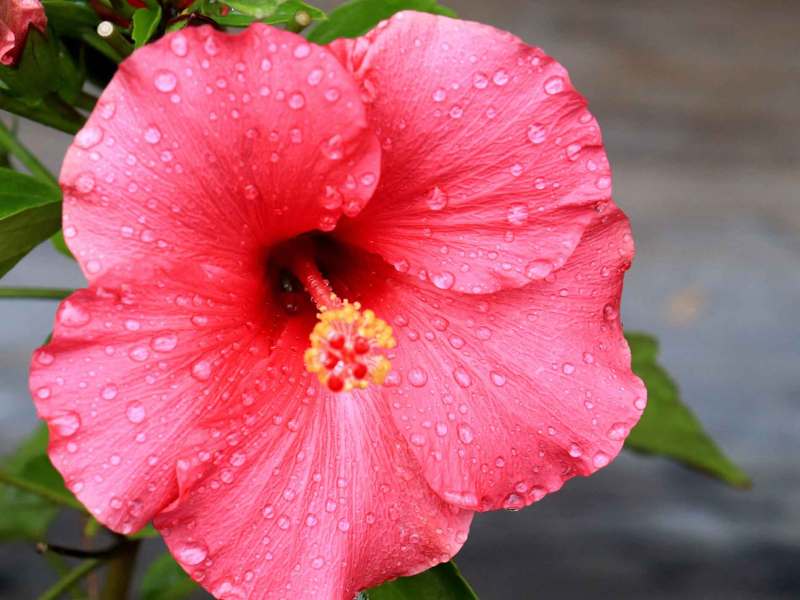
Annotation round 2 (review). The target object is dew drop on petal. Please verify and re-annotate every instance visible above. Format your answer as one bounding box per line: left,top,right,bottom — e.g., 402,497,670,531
153,70,177,93
525,259,553,279
128,346,150,362
426,186,448,210
288,92,305,110
493,69,509,85
176,542,208,566
527,123,547,145
191,360,212,381
76,126,103,149
507,203,529,225
593,451,610,467
144,126,162,144
457,423,475,444
490,371,506,386
453,367,472,388
430,271,455,290
544,75,564,95
101,384,118,400
51,411,81,437
58,301,91,327
170,34,188,57
408,367,428,387
151,332,178,352
607,422,628,440
126,401,146,424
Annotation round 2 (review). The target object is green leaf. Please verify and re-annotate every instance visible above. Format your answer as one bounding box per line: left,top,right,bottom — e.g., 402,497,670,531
0,168,62,277
625,332,751,487
213,0,325,27
307,0,455,44
42,0,100,37
365,562,477,600
221,0,281,18
139,553,198,600
0,425,72,539
132,4,163,48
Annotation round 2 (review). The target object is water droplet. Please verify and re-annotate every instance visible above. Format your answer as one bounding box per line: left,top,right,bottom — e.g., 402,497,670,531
126,401,146,424
562,363,575,375
75,173,95,194
76,126,103,149
337,518,350,532
51,411,81,437
169,34,188,57
568,443,583,458
191,360,212,381
544,75,564,95
453,367,472,388
507,203,529,225
593,451,610,467
607,422,628,440
409,433,426,446
321,134,343,160
101,384,118,400
58,300,90,327
408,367,428,387
432,88,447,102
153,70,177,93
288,92,305,110
457,423,475,444
128,345,149,362
431,271,455,290
151,332,178,352
525,259,553,279
293,43,310,59
311,556,325,569
426,187,448,210
603,304,618,321
144,126,162,144
582,352,595,364
177,542,208,566
493,69,510,86
527,123,547,145
490,371,506,386
307,68,323,86
473,72,488,89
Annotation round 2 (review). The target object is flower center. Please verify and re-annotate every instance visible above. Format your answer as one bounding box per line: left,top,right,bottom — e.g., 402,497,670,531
277,238,395,393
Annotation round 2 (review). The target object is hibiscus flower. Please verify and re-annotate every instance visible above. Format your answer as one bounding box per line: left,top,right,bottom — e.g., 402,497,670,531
30,11,645,599
0,0,46,66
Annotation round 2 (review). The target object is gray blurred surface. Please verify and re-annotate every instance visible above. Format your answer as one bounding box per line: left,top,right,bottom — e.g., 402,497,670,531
1,0,799,598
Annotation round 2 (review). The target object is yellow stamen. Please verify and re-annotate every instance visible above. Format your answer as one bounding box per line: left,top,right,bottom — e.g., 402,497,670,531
304,300,396,393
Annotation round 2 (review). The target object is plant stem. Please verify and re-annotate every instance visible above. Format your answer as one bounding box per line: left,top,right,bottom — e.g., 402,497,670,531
42,554,84,600
36,559,102,600
0,470,86,511
100,538,141,600
81,31,125,64
0,287,73,299
0,118,57,184
0,94,83,134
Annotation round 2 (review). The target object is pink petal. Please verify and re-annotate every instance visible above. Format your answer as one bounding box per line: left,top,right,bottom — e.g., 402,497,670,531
60,24,380,286
330,11,610,294
29,273,279,532
0,0,47,66
155,316,472,600
330,206,645,512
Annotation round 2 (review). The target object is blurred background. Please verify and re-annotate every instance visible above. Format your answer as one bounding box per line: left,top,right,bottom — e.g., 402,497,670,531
2,0,798,597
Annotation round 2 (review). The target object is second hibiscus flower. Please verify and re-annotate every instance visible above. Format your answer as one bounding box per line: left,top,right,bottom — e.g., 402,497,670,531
30,11,645,600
